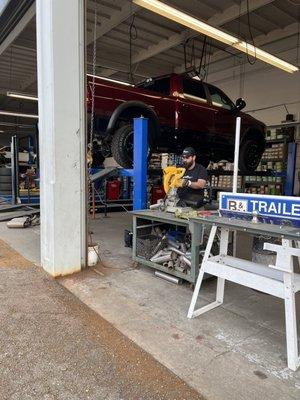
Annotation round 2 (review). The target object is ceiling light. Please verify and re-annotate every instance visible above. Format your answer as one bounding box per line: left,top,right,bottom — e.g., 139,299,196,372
87,74,133,86
7,91,38,101
0,110,38,119
133,0,299,74
0,130,4,133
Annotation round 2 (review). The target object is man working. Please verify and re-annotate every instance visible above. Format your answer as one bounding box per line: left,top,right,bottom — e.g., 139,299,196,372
178,147,207,208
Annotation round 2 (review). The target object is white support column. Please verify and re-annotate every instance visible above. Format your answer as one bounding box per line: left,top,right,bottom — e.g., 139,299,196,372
36,0,87,276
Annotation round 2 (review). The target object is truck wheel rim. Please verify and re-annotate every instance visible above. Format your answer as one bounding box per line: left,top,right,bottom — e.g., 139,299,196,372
246,143,260,169
125,129,150,163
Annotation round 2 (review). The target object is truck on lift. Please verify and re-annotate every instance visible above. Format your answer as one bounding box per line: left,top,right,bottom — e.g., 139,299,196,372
87,73,266,173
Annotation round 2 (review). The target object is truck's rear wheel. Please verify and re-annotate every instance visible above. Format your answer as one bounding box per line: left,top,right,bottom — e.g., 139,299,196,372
111,124,152,168
239,140,262,173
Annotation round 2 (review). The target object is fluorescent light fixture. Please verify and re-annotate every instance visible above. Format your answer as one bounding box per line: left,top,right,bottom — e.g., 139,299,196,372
87,73,133,86
133,0,299,74
0,130,4,133
7,91,38,101
0,110,38,119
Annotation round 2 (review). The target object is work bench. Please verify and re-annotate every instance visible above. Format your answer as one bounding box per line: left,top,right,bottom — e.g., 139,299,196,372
132,208,300,370
132,209,203,284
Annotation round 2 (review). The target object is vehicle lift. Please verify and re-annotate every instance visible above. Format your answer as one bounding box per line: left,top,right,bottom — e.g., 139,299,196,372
90,117,148,214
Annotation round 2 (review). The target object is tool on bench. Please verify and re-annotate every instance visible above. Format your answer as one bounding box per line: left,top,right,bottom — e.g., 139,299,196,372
150,166,192,213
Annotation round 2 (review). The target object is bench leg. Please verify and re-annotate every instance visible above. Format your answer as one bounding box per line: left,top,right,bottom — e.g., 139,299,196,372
215,228,230,304
216,277,225,303
187,225,217,319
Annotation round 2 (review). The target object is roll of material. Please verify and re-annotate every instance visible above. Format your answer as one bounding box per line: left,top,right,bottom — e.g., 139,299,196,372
155,271,180,284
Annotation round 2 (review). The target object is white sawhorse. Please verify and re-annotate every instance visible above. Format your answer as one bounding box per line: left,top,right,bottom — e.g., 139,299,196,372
187,225,300,371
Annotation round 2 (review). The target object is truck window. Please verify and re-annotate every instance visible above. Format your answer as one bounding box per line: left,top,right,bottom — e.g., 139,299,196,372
182,78,207,103
137,78,170,95
208,85,234,110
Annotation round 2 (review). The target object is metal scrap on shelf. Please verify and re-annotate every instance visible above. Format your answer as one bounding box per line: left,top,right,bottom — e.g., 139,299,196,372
149,233,192,274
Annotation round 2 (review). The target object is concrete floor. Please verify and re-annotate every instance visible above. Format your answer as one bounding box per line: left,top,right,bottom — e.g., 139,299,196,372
0,212,300,399
0,239,202,400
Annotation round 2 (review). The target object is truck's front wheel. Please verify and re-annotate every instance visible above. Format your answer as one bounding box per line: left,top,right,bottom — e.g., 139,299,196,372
111,124,152,168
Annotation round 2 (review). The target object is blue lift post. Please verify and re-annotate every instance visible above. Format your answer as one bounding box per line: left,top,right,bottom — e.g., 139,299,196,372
119,117,148,210
133,117,148,210
285,142,297,196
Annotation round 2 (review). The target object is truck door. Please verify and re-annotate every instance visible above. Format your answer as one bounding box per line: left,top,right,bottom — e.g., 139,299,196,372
206,84,237,149
177,77,215,156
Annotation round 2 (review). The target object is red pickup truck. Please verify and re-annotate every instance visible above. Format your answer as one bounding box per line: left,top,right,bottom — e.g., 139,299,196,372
87,73,265,172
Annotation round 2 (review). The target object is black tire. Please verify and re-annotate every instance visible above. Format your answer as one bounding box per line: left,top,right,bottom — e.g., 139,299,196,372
0,167,11,176
111,124,152,168
239,140,262,173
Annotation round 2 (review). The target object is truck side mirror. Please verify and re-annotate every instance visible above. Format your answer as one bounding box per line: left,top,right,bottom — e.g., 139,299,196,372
235,97,246,111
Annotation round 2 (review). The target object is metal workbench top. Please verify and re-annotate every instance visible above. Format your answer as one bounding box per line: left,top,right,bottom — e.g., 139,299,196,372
132,209,189,226
190,215,300,240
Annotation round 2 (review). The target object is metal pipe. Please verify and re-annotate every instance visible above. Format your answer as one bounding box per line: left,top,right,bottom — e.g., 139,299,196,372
168,239,180,248
151,249,164,259
180,243,187,253
152,234,167,255
150,253,171,263
180,255,192,267
233,116,241,194
155,271,180,284
167,246,185,256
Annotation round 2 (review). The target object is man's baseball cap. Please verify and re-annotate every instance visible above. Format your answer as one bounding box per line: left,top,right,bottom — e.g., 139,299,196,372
182,147,196,157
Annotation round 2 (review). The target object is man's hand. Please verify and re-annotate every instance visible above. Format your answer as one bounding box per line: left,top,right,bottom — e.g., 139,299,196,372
179,178,191,188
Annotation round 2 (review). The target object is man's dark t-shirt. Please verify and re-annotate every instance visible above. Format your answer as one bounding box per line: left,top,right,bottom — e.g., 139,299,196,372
177,163,207,205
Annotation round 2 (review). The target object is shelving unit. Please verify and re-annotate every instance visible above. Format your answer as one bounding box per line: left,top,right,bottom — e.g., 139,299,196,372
206,124,297,200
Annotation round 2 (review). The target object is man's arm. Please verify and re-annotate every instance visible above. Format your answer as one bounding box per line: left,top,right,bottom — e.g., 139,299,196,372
189,179,206,189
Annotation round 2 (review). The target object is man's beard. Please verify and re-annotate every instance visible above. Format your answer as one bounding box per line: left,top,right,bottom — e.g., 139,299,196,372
183,160,193,169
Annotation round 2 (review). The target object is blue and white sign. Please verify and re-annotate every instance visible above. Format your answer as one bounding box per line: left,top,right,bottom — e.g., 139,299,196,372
219,192,300,227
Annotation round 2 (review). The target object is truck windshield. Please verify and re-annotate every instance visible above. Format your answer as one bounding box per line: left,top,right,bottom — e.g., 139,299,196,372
137,77,170,95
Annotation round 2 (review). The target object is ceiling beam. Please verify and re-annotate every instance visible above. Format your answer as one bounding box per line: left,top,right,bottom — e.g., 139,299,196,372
0,0,10,18
210,51,298,88
86,1,139,45
20,1,140,88
174,21,299,74
101,0,275,78
0,2,35,56
199,23,299,84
